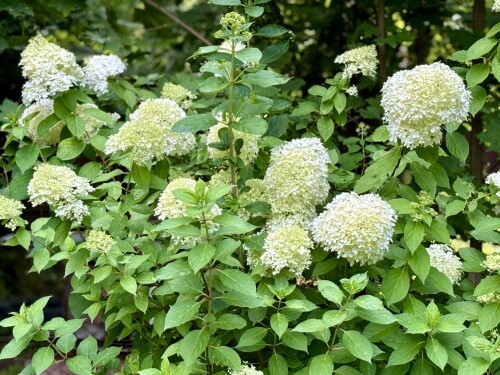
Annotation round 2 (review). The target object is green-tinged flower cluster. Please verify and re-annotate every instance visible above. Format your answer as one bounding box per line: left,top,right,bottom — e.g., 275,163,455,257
240,179,268,204
266,210,317,233
28,163,94,223
228,364,263,375
312,192,397,265
482,252,500,273
260,224,313,277
161,82,196,109
410,191,437,222
19,99,65,145
381,62,471,149
0,195,24,231
264,137,329,216
477,292,500,304
334,45,378,79
75,104,119,143
105,98,196,165
426,244,463,284
207,120,260,164
85,229,116,253
220,12,246,33
20,35,83,105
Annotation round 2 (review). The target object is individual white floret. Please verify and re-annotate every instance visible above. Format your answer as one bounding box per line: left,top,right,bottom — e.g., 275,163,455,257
312,192,397,265
82,54,126,96
427,244,463,284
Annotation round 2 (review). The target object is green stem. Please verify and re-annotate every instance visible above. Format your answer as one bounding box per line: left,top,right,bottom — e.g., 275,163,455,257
228,38,237,195
327,294,352,352
201,211,213,374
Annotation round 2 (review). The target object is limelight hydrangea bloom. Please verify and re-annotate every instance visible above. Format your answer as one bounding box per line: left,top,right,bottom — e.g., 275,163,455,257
228,364,263,375
477,292,500,304
85,229,116,252
427,244,463,284
0,195,25,231
20,35,83,105
19,99,65,145
312,192,397,265
493,0,500,12
74,104,119,142
334,45,378,79
105,99,196,165
82,54,126,96
209,169,233,187
260,225,313,277
486,171,500,198
482,252,500,273
264,138,329,215
28,163,94,223
207,120,261,164
161,82,196,109
381,62,471,149
266,210,317,233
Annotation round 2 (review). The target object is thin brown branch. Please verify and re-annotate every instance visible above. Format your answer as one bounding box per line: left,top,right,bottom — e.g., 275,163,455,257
143,0,212,46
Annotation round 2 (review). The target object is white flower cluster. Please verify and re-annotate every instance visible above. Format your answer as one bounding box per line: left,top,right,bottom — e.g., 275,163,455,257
381,62,471,149
266,210,317,233
228,364,263,375
334,45,378,79
161,82,196,109
486,171,500,198
345,86,358,97
28,163,94,223
493,0,500,12
477,292,500,304
426,244,463,284
312,192,397,265
260,225,313,276
74,104,119,142
20,35,83,105
19,99,65,145
209,169,233,187
85,229,116,253
207,119,261,165
0,195,24,231
105,99,196,165
264,137,329,216
82,54,126,96
482,252,500,273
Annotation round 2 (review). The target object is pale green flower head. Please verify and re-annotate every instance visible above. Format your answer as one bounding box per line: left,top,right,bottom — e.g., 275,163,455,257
381,62,471,149
28,163,94,223
312,192,397,265
85,229,116,253
228,364,263,375
477,291,500,304
0,195,25,231
220,12,246,33
260,224,313,278
20,35,83,105
19,99,65,145
427,244,463,284
161,82,196,109
264,137,329,216
334,45,378,79
105,98,196,165
482,252,500,273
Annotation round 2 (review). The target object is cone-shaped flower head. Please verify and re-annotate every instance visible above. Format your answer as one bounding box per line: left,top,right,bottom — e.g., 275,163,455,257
105,98,196,165
82,54,126,96
264,137,329,215
85,229,116,253
260,224,313,277
161,82,196,109
20,35,83,105
334,45,378,79
381,62,471,149
19,99,65,145
312,192,397,265
426,244,463,284
28,163,94,223
0,195,24,231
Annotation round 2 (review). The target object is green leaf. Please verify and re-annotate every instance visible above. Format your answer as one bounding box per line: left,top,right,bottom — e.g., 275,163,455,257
261,41,289,64
164,300,201,330
478,302,500,333
271,313,288,339
233,116,268,135
32,347,54,375
256,24,289,38
209,346,241,371
322,310,348,327
53,219,71,247
221,291,263,308
353,295,384,310
387,340,424,366
342,330,373,363
66,355,92,375
218,269,256,296
309,354,333,375
269,353,288,375
421,267,454,296
245,5,264,17
293,319,326,333
54,319,85,338
209,0,241,4
56,334,77,354
242,70,290,87
0,333,32,360
445,200,466,218
333,92,347,114
205,184,233,203
172,113,217,133
53,97,72,120
317,280,344,305
166,224,201,237
467,37,497,60
120,274,137,295
214,214,257,235
188,243,216,273
427,220,450,244
76,336,97,358
466,63,490,87
236,327,267,348
469,85,486,116
82,108,116,123
16,227,31,250
123,90,136,109
317,117,334,141
457,357,490,375
214,314,247,330
57,137,86,160
388,198,417,215
407,246,430,283
180,329,209,365
411,163,436,197
235,48,262,62
410,359,433,375
381,268,410,305
404,221,425,252
33,248,50,272
282,331,308,352
16,143,40,173
425,338,447,370
67,115,86,138
93,346,121,367
199,76,229,94
435,314,465,333
131,164,150,188
460,247,486,272
492,55,500,82
445,131,469,160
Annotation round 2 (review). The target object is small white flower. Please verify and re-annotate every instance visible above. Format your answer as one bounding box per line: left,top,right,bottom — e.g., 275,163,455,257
82,54,126,96
427,244,463,284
